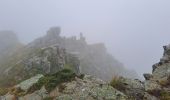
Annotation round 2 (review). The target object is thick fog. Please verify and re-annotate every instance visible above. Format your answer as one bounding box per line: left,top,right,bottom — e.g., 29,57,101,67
0,0,170,77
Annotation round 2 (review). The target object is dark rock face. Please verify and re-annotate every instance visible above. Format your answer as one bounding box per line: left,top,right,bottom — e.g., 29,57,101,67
143,73,153,80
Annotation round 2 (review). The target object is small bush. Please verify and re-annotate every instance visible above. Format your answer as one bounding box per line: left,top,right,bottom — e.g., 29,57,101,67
43,97,54,100
160,91,170,100
77,74,85,79
58,84,66,92
160,76,170,87
45,68,76,92
147,89,161,98
9,87,26,97
28,68,76,93
110,76,125,91
0,88,8,96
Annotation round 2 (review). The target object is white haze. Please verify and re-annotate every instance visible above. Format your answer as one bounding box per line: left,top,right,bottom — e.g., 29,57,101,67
0,0,170,77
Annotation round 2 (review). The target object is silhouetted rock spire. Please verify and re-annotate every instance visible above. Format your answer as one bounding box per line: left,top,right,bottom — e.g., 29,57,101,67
46,27,61,38
79,32,86,41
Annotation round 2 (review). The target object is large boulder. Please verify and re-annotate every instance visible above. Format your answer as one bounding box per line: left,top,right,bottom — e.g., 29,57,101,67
15,74,44,92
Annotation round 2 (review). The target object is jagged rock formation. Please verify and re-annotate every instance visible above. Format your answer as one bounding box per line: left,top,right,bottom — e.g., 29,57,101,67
2,40,170,100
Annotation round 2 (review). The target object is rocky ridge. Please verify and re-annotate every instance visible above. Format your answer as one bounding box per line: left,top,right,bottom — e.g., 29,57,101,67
2,27,170,100
1,43,170,100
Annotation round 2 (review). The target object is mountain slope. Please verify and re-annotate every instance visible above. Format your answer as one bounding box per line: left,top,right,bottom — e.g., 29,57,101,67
0,31,22,72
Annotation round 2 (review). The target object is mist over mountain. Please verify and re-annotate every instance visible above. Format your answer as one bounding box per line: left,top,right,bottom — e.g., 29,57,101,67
0,31,19,51
0,0,170,99
0,27,138,88
27,27,138,79
0,31,22,60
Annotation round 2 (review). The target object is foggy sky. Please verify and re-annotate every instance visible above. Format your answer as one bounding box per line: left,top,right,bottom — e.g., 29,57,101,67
0,0,170,77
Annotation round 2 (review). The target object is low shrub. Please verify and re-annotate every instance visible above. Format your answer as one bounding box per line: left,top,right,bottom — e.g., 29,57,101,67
110,76,125,91
160,76,170,87
147,89,161,98
43,97,54,100
160,91,170,100
0,88,8,96
28,68,76,93
9,87,26,97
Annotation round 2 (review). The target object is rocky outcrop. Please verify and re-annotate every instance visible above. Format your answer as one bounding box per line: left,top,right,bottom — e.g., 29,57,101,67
3,43,170,100
108,44,170,100
142,44,170,99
